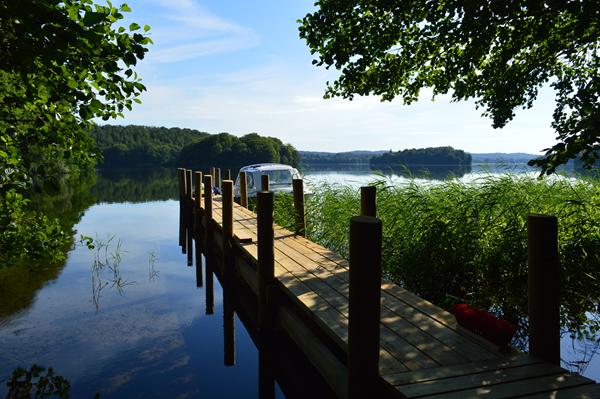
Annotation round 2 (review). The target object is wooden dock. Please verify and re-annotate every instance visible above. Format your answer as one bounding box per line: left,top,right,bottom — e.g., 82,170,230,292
178,168,600,399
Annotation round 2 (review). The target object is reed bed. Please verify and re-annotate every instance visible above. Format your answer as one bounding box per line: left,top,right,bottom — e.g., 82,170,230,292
273,174,600,339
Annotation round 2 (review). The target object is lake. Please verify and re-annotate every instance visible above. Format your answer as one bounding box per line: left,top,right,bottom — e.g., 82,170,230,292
0,165,597,398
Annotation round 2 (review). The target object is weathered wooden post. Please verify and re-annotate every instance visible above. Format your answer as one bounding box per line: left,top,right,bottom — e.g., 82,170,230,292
185,169,193,266
222,180,234,242
210,167,216,182
293,178,305,236
194,171,203,209
204,175,213,227
215,168,221,190
224,169,231,181
360,186,377,217
239,171,248,208
257,191,275,332
261,174,270,192
528,214,560,365
348,215,382,399
177,168,185,248
204,174,214,315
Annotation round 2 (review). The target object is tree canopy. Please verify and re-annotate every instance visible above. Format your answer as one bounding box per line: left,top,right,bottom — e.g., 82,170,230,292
0,0,151,189
299,1,600,174
178,132,300,171
370,146,471,166
91,125,209,166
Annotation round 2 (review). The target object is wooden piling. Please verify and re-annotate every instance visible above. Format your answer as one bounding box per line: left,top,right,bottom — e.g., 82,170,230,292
261,174,270,192
293,179,305,236
528,214,560,365
223,281,236,366
177,168,185,248
257,191,275,331
215,168,221,190
186,169,193,266
195,171,203,209
348,215,382,399
205,256,214,315
224,169,231,181
360,186,377,217
222,180,234,241
204,175,213,224
239,171,248,208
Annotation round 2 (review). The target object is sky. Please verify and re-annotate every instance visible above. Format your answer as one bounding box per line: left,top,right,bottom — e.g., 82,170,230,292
117,0,558,154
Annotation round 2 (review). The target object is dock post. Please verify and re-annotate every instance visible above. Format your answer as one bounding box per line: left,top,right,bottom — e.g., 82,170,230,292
293,178,305,236
185,169,193,266
261,174,270,192
177,168,185,248
222,180,234,242
204,174,214,315
194,174,204,285
239,171,248,208
528,214,560,365
224,169,231,181
257,191,275,332
215,168,221,190
360,186,377,217
348,215,382,399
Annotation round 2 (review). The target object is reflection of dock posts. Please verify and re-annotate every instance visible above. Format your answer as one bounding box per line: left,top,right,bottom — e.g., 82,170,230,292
204,174,215,315
239,171,248,208
360,186,377,217
177,168,185,250
194,171,203,287
224,169,231,181
185,169,194,266
257,191,275,331
215,168,221,190
348,215,382,399
261,174,270,192
528,214,560,365
222,180,236,366
258,341,275,399
293,178,305,236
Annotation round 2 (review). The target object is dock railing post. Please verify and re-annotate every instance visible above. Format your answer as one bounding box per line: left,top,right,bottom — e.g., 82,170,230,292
222,180,234,242
194,171,203,287
224,169,231,181
204,174,214,315
239,171,248,208
185,169,193,266
261,174,270,192
293,178,305,236
348,215,382,399
360,186,377,217
257,191,275,332
222,179,236,367
177,168,185,248
215,168,221,190
528,214,560,365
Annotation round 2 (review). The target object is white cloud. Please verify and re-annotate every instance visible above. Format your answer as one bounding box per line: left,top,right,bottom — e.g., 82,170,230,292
132,0,260,63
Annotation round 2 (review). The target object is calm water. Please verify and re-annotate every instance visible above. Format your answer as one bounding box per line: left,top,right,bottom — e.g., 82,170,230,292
0,165,598,398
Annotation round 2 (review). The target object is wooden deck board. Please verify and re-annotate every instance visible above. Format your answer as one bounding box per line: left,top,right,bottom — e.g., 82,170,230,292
200,196,599,398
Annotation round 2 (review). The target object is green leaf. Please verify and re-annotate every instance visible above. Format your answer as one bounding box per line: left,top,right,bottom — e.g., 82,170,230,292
129,22,140,31
120,3,132,12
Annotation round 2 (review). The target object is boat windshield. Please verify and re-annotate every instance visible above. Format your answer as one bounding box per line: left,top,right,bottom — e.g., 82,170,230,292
265,170,293,186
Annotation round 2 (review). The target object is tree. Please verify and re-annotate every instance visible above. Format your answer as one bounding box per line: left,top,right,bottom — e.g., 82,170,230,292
0,0,152,189
299,1,600,174
0,0,150,266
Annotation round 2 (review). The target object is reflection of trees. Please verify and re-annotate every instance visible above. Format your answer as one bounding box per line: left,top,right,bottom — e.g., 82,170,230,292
92,168,178,203
0,173,96,319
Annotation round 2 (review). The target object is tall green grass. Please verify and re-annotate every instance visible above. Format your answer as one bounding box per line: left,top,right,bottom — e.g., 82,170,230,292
273,174,600,340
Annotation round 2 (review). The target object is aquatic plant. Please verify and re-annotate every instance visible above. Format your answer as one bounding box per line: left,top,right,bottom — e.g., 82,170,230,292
273,174,600,340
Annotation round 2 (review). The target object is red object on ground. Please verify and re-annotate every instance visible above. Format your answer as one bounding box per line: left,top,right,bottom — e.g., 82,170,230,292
451,303,517,347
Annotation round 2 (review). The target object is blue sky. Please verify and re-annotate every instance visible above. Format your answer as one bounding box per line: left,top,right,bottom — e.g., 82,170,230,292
118,0,557,154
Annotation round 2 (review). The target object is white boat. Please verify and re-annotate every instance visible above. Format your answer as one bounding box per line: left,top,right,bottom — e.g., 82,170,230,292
234,163,301,198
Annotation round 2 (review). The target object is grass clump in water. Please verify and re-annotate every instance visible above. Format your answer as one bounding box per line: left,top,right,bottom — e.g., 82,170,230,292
273,174,600,340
